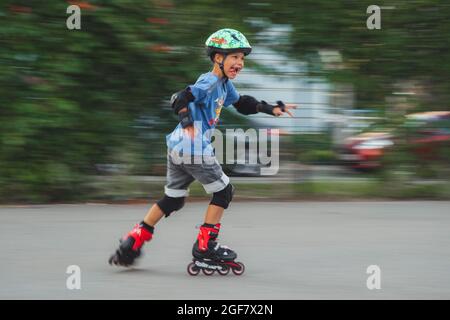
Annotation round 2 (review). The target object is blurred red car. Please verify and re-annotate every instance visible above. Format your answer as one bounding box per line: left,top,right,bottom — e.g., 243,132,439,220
339,131,394,170
406,111,450,162
339,111,450,170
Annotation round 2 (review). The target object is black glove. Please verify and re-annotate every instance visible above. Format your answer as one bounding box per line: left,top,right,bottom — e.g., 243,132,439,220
257,100,286,116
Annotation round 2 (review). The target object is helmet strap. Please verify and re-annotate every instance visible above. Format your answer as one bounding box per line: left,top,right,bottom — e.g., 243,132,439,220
218,53,228,81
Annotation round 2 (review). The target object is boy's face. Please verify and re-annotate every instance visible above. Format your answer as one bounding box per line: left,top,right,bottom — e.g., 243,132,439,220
215,52,245,79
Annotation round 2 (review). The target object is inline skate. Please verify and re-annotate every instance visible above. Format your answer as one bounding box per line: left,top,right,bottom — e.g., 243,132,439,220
109,221,153,267
187,223,245,276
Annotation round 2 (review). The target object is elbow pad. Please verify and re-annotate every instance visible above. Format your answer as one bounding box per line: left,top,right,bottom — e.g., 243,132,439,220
232,95,259,115
170,88,195,115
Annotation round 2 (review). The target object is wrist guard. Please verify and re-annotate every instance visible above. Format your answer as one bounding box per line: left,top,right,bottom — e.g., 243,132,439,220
178,110,193,128
257,100,286,116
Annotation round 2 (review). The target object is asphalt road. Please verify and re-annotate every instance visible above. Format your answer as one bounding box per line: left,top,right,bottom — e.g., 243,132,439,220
1,201,449,299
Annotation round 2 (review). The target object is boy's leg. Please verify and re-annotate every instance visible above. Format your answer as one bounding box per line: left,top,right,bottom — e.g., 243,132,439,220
184,157,236,259
203,204,224,225
109,152,194,267
143,204,165,227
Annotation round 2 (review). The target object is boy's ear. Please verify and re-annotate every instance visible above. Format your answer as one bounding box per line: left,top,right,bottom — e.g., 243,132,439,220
214,53,224,64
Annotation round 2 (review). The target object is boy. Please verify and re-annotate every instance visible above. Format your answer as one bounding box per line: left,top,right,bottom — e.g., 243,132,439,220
109,28,295,274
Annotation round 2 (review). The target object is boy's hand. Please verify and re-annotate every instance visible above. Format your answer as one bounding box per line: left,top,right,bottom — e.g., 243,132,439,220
178,108,197,139
273,102,297,117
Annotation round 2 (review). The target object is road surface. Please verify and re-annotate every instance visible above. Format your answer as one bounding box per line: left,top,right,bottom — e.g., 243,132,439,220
1,201,449,299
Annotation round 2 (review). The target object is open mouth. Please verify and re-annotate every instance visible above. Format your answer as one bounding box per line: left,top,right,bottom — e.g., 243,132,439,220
228,66,242,76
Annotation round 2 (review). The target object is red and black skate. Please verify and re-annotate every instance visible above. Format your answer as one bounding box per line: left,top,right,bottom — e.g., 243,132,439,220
188,223,245,276
109,222,153,267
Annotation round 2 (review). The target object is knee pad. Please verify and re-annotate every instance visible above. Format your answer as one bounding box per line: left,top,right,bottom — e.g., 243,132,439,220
157,195,185,217
210,184,234,209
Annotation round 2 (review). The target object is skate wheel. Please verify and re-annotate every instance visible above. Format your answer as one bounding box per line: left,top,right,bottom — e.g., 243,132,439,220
232,262,245,276
187,262,200,276
217,265,230,276
109,253,119,266
202,268,215,276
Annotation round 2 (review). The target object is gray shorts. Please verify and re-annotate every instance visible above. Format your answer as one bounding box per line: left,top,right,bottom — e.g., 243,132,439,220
164,150,230,198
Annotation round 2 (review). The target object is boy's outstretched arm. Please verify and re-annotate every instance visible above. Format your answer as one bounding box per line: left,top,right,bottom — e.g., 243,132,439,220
233,95,296,117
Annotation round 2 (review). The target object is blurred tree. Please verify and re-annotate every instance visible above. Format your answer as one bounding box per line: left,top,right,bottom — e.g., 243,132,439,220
1,0,448,202
274,0,450,112
0,0,256,202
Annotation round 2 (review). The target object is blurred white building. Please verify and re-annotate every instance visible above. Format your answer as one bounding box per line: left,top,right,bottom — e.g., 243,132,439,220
232,45,332,133
229,24,334,133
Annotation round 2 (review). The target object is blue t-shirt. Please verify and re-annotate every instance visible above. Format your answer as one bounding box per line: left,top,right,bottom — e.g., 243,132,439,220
166,72,240,156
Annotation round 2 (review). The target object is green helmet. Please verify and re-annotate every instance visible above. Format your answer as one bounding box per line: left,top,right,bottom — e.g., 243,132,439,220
205,28,252,61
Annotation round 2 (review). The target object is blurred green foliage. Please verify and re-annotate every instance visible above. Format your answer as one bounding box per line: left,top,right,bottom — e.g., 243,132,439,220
293,132,336,164
0,0,255,202
0,0,449,202
279,0,450,111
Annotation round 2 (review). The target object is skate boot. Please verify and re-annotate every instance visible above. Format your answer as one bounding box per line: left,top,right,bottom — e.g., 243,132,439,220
108,221,154,267
187,223,245,276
